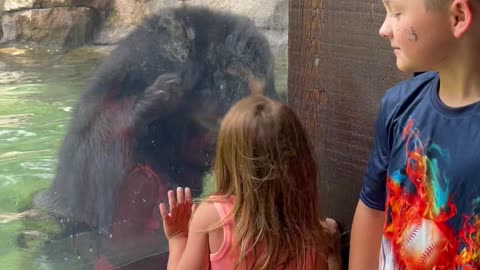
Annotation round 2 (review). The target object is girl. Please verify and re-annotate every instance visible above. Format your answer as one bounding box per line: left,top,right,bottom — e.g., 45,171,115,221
159,95,341,270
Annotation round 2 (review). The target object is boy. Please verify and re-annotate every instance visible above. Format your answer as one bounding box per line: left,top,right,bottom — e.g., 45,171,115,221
349,0,480,269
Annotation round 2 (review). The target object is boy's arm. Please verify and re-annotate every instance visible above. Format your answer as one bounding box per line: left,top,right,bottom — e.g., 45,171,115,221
349,200,384,270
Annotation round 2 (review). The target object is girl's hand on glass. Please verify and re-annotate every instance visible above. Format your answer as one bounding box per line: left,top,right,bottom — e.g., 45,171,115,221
159,187,193,240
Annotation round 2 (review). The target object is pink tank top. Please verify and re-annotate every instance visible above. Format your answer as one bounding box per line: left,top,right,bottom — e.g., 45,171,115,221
209,199,236,269
209,199,318,270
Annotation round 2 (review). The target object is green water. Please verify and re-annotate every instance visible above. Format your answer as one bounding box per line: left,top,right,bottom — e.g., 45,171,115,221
0,48,103,270
0,47,287,269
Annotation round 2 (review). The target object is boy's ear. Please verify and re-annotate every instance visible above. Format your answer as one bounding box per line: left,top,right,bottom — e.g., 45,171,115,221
449,0,474,38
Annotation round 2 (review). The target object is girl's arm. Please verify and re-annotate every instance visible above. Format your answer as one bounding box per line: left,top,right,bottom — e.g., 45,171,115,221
324,218,342,270
160,188,219,270
167,203,215,270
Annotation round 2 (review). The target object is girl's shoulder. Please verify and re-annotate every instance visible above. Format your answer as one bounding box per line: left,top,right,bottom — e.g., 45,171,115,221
207,195,235,214
206,194,235,202
190,196,233,233
190,201,220,231
190,195,235,228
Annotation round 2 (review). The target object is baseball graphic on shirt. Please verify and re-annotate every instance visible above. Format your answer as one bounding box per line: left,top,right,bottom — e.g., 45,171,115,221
400,218,447,270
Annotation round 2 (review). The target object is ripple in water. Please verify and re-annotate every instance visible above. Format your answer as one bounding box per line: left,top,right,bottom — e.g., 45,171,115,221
20,161,54,171
0,130,37,144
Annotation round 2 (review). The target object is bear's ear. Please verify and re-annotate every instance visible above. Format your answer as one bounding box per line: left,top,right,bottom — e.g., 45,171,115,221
249,76,266,96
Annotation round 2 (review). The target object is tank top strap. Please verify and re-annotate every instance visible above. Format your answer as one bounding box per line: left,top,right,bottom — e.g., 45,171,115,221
210,197,235,262
213,198,234,219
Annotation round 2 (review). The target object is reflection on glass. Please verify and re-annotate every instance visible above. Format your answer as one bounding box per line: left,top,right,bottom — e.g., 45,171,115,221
0,1,288,269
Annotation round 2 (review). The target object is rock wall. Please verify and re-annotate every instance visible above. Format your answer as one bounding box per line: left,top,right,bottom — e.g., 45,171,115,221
1,0,103,50
0,0,288,52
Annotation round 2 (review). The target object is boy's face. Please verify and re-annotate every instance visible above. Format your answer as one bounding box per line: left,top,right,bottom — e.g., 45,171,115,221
379,0,455,72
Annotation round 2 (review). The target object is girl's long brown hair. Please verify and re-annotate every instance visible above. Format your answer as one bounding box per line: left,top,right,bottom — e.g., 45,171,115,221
210,95,329,269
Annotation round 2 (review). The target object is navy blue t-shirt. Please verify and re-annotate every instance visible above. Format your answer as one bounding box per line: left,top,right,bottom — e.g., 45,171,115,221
360,72,480,269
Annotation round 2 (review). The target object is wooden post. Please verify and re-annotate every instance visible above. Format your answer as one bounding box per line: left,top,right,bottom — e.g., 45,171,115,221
287,0,408,265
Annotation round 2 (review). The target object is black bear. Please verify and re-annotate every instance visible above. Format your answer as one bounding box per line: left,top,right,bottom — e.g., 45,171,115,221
34,6,277,269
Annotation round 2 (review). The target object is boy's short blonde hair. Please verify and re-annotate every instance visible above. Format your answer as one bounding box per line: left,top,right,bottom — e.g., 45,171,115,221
426,0,479,10
425,0,451,9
